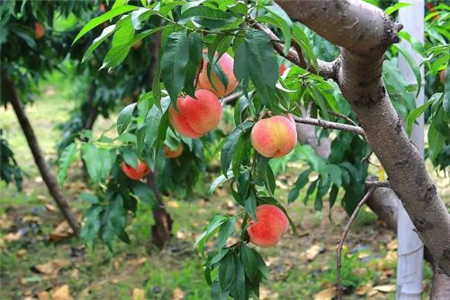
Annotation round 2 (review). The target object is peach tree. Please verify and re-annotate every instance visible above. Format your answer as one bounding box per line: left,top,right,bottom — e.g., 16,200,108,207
68,0,450,299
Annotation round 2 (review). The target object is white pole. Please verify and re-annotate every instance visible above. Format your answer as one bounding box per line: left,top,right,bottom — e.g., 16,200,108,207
397,1,424,299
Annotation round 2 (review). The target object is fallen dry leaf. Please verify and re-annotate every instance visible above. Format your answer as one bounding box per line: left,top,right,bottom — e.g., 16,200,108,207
172,287,185,300
33,259,70,275
70,269,80,280
37,291,50,300
16,249,27,259
305,244,322,261
373,284,395,293
314,287,336,300
45,204,56,211
0,215,13,229
132,288,145,300
356,283,373,295
50,221,74,242
4,231,23,242
387,240,397,250
22,215,41,223
51,284,71,300
167,200,179,208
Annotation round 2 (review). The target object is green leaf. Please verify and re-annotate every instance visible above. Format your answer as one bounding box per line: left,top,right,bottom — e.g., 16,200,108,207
244,194,257,220
129,181,158,207
393,44,422,97
194,215,227,254
444,66,450,116
181,6,235,28
219,251,236,290
80,192,99,204
385,2,411,15
234,29,278,107
260,4,292,55
221,127,243,175
160,31,190,102
231,256,246,300
257,157,276,197
240,244,259,283
101,26,163,69
216,217,236,249
184,32,203,97
82,25,117,62
117,103,136,135
144,105,163,150
209,171,234,195
292,23,318,71
428,122,446,160
81,144,116,183
57,143,77,186
120,147,138,168
111,15,134,47
288,169,313,203
109,194,130,243
73,5,139,44
325,164,342,187
406,97,436,135
328,184,339,209
81,205,103,249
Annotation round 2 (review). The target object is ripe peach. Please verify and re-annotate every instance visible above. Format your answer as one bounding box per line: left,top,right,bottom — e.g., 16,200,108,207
197,52,238,97
169,89,222,139
35,23,45,39
440,70,446,85
279,63,287,75
121,160,151,180
164,143,184,158
251,115,297,158
247,204,289,248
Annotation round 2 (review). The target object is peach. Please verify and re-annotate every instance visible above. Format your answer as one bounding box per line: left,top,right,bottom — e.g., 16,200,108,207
164,143,184,158
247,204,289,248
169,89,222,139
279,63,287,75
121,160,150,180
35,23,45,39
251,115,297,158
197,52,238,97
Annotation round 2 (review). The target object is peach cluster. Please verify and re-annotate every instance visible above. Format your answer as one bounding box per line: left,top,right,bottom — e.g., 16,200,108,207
247,204,289,247
169,50,238,139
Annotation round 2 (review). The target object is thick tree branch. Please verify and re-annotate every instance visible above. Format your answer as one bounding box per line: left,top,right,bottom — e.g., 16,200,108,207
280,0,450,275
293,116,364,135
252,22,336,79
276,0,403,57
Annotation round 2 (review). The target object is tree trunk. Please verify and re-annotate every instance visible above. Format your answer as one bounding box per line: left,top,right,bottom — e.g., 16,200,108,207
83,83,98,131
147,172,173,249
367,187,450,299
276,0,450,276
5,76,80,235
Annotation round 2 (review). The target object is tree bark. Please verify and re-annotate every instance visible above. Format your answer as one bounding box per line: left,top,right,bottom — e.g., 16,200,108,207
276,0,450,276
147,172,172,249
5,76,80,235
83,83,98,131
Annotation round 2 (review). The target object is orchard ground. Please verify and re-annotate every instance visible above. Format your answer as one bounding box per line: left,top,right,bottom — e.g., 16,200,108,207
1,74,449,300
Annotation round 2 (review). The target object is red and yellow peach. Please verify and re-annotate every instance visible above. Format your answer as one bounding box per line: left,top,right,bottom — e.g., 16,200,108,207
121,160,151,180
169,89,222,139
247,204,289,247
164,143,184,158
251,115,297,158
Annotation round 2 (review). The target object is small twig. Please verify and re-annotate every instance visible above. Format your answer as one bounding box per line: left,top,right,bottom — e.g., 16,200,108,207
327,110,358,127
292,116,365,136
336,188,375,299
361,150,373,164
365,180,391,189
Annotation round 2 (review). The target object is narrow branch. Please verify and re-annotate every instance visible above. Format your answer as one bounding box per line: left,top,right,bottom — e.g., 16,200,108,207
327,110,358,127
292,116,365,135
221,91,243,107
336,188,375,299
252,22,336,79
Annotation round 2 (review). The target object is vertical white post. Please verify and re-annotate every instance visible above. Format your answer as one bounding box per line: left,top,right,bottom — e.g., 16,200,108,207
397,1,424,299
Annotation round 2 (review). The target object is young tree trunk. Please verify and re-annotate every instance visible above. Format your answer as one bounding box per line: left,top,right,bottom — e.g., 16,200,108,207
147,172,173,249
83,83,98,131
5,76,80,235
397,2,425,298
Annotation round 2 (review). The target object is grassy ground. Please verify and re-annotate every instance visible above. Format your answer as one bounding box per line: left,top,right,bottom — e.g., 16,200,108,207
1,76,449,300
